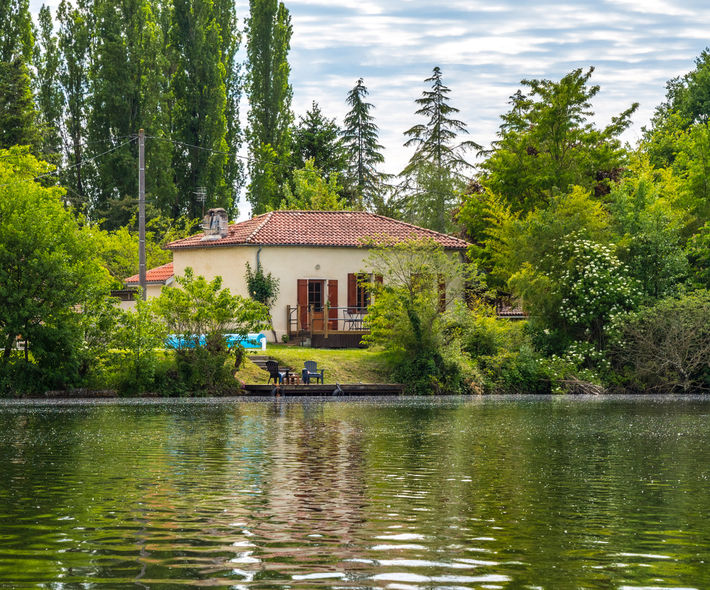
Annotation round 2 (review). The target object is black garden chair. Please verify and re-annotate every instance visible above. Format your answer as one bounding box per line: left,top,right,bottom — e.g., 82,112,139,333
265,360,286,384
303,360,325,384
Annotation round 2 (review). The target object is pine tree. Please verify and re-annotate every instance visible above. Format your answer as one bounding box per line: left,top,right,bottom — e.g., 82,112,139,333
57,0,92,209
401,67,479,232
343,78,386,209
292,101,348,184
170,0,230,219
34,6,64,159
246,0,293,214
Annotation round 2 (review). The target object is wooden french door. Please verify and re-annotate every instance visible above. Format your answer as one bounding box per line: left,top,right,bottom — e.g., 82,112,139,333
297,279,338,331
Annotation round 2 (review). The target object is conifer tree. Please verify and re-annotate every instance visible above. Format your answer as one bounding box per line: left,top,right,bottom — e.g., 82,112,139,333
34,6,64,159
292,101,348,184
246,0,293,214
343,78,386,209
400,67,479,232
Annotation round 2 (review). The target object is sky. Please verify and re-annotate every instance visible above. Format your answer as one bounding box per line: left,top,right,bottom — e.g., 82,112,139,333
241,0,710,176
31,0,710,186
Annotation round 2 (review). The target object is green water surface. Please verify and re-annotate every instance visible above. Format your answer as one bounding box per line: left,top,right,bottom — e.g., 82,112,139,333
1,395,709,588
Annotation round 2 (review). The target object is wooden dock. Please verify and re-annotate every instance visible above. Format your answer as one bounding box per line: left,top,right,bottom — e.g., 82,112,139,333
243,383,404,396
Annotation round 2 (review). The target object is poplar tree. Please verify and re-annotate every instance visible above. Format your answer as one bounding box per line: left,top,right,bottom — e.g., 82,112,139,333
246,0,293,214
0,0,40,153
400,67,479,232
170,0,230,219
0,58,41,152
343,78,386,209
213,0,244,211
57,0,92,208
0,0,34,64
34,6,64,159
88,0,173,227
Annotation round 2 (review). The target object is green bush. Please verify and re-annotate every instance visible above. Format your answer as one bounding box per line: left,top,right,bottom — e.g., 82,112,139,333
611,290,710,392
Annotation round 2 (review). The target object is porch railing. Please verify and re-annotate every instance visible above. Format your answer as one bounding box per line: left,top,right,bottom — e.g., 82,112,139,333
286,305,368,338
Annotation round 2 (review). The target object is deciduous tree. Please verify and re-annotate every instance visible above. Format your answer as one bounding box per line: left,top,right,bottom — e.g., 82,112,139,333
246,0,293,213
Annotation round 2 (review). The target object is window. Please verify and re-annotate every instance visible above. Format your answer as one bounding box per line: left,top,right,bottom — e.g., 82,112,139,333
355,273,370,309
308,280,323,311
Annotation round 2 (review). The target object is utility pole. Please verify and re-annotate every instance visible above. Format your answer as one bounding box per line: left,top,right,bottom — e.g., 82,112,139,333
138,129,146,300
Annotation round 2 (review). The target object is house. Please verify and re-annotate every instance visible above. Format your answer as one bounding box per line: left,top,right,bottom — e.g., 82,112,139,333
118,262,174,309
138,209,469,346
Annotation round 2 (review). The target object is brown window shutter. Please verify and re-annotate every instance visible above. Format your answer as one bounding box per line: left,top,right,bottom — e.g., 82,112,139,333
347,273,357,312
328,280,338,329
297,279,308,329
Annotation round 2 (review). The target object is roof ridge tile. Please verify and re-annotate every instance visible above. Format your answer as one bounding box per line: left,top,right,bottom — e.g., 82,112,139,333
246,211,272,243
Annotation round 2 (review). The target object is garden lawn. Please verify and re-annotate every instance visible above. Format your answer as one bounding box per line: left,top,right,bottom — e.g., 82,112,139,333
241,345,390,385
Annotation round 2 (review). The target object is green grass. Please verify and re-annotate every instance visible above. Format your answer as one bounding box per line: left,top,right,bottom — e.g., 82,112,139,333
241,344,391,384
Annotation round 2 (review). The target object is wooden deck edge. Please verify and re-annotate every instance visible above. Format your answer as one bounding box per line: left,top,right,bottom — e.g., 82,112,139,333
243,383,404,396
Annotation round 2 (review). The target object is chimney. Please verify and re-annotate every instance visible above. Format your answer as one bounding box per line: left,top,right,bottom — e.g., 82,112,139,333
201,208,229,240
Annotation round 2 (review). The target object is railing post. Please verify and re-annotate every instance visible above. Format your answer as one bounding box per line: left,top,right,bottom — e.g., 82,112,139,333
325,301,329,338
309,304,313,337
286,305,291,337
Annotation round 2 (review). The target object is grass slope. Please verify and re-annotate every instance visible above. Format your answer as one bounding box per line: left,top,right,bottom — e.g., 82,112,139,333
239,345,391,385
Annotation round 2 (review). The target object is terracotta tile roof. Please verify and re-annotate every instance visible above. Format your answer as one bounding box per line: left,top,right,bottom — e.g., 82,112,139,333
125,262,174,285
167,210,470,250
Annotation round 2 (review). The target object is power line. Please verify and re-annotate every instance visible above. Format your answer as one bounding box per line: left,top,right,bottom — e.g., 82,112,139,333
37,138,137,181
145,134,251,162
0,138,136,189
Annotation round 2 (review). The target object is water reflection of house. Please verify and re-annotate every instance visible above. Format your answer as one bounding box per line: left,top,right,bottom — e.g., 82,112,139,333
152,209,469,345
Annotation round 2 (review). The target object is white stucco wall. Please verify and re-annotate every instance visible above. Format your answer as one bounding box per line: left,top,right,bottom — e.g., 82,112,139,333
117,283,165,310
172,244,374,341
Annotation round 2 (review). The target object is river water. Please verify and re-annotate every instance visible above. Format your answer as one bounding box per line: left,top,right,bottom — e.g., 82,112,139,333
1,395,709,588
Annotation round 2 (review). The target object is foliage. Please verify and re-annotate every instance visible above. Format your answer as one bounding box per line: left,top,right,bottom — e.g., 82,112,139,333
246,0,293,214
343,78,387,209
56,0,92,209
155,268,271,393
513,236,640,357
0,148,109,394
648,48,710,135
400,67,479,232
607,157,689,299
245,261,280,308
363,238,481,394
279,159,348,210
611,290,710,392
112,296,166,394
0,0,34,63
34,6,63,160
482,185,610,290
91,215,198,285
170,0,234,220
291,101,348,189
480,67,637,212
0,58,41,152
87,0,174,227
